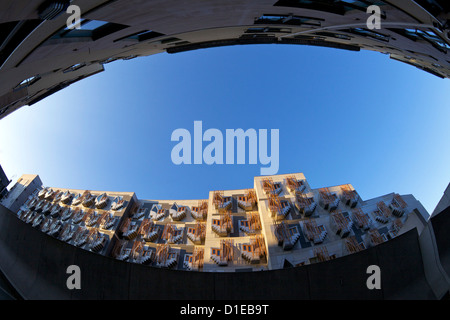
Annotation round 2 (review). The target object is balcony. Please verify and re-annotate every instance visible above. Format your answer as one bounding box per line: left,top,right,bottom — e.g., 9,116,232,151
122,218,139,240
186,223,205,245
95,193,109,209
389,194,408,217
330,211,353,238
155,244,178,268
59,224,75,242
184,247,205,271
285,176,306,194
210,240,234,266
274,222,301,250
211,211,232,237
85,210,101,227
99,212,117,230
212,191,232,213
241,235,266,264
60,191,72,204
73,227,89,247
111,196,125,211
71,208,86,224
82,192,95,208
340,184,359,208
150,204,166,221
162,223,184,244
237,189,257,211
295,192,316,216
239,212,261,235
139,219,160,242
72,193,83,206
170,203,189,221
268,194,291,220
372,202,391,224
132,205,148,220
60,207,73,221
319,188,339,211
302,219,327,245
88,230,107,253
351,208,371,230
191,200,208,220
261,177,282,196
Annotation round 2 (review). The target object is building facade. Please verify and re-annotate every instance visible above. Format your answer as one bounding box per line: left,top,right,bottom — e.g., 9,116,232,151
0,164,10,200
10,172,429,273
0,1,449,119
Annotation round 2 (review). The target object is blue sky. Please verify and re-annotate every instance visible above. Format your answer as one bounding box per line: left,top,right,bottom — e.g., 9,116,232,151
0,43,449,214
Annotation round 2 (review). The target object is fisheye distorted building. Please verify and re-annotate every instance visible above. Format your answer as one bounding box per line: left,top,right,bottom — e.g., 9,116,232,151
0,0,450,119
1,170,450,300
4,172,429,272
1,1,450,300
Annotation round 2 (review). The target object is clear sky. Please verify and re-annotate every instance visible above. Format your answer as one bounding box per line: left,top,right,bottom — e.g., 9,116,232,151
0,43,449,215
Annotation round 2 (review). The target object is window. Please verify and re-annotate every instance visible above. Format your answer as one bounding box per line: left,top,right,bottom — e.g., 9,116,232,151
347,27,390,42
0,107,9,116
172,40,191,46
415,29,450,52
274,0,388,16
315,31,352,40
389,28,449,53
114,30,164,42
160,37,181,44
245,27,291,34
63,63,85,73
255,14,323,27
14,75,40,91
122,55,138,61
99,57,119,65
413,0,449,19
53,20,128,41
78,20,109,31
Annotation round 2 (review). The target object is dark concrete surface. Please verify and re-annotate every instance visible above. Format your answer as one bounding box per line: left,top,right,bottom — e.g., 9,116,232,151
431,205,450,278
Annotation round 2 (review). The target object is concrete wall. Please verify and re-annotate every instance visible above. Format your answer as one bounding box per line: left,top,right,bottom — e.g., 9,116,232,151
430,206,450,291
432,183,450,217
0,174,42,213
0,204,436,300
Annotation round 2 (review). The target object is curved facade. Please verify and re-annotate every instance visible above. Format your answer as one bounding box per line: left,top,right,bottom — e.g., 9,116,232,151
7,172,431,274
0,202,437,300
1,171,449,300
0,0,449,119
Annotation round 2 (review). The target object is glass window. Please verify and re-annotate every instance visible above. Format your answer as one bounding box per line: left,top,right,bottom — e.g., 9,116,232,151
14,75,40,90
349,28,390,42
79,20,109,31
115,30,164,42
274,0,387,15
53,20,128,41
